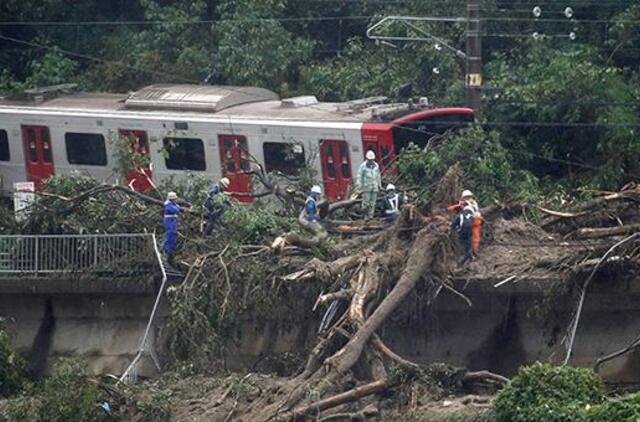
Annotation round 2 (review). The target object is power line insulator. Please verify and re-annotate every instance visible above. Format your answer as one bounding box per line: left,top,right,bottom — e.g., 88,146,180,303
532,6,542,18
564,7,574,19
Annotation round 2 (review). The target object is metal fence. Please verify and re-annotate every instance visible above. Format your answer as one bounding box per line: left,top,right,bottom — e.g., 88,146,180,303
0,234,156,274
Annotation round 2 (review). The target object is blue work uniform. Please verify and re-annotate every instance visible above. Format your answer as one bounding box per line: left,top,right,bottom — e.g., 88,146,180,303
163,200,180,254
304,193,320,222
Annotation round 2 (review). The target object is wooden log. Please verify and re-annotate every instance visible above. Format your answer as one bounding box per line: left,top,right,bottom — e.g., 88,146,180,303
463,370,509,386
576,223,640,239
275,379,390,421
536,205,587,219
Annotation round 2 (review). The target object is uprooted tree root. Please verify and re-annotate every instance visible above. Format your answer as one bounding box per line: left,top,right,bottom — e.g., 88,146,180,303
199,165,505,421
20,163,640,420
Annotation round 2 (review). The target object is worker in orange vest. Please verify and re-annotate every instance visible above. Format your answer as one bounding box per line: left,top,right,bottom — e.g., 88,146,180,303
449,190,483,265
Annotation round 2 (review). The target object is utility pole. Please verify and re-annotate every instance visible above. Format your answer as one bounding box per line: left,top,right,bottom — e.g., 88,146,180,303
465,0,482,112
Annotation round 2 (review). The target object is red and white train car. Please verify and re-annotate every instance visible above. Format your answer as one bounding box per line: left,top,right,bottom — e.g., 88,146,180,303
0,84,473,201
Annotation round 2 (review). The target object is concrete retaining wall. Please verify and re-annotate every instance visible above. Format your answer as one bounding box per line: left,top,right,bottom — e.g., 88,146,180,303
2,273,640,383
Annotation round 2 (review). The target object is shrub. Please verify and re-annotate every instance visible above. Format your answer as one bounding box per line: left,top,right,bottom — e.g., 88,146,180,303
3,358,105,422
494,362,605,422
586,391,640,421
221,204,296,244
0,320,26,398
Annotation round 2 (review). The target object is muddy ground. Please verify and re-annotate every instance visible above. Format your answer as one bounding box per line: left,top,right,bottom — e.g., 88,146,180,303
123,371,495,421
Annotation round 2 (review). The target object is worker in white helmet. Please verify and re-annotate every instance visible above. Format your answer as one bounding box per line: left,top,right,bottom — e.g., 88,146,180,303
203,177,232,235
449,189,483,265
304,185,323,224
383,183,407,221
163,191,180,266
355,150,382,219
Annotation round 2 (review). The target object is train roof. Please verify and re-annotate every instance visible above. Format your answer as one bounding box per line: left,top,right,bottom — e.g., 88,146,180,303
0,83,473,124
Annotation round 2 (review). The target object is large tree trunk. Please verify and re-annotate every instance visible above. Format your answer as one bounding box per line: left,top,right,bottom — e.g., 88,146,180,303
326,223,448,376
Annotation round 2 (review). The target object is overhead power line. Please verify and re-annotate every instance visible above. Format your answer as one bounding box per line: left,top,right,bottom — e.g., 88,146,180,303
1,16,638,28
0,16,376,26
2,30,640,180
3,33,639,129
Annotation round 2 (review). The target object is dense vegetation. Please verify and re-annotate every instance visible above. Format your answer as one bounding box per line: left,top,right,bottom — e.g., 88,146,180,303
496,363,640,421
2,2,640,419
1,0,639,196
1,358,105,422
495,362,605,421
0,320,26,399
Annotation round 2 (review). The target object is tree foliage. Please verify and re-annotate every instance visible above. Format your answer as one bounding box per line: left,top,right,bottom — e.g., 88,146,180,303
213,0,314,93
1,358,104,422
1,0,640,195
486,41,640,189
396,127,540,203
494,362,605,422
586,391,640,421
0,320,26,399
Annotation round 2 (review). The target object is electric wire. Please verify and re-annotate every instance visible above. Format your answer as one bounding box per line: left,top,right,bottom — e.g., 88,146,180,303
2,28,639,180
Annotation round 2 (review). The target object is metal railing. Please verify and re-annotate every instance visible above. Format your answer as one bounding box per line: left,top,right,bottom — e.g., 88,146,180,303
0,234,156,274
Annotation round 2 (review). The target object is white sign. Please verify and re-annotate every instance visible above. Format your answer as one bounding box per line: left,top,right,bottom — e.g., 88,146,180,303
14,182,35,222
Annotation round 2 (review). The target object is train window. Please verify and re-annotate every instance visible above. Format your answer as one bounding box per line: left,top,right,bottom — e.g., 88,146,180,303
65,132,107,166
324,143,336,178
27,128,38,162
339,142,351,179
163,137,206,171
239,142,250,172
42,130,52,163
223,139,235,172
263,142,305,176
0,130,9,161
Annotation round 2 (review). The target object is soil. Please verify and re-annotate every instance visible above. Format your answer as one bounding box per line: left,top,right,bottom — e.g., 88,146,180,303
459,217,604,280
124,372,496,421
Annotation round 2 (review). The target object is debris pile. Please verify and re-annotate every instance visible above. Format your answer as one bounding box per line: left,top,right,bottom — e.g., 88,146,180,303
8,167,640,420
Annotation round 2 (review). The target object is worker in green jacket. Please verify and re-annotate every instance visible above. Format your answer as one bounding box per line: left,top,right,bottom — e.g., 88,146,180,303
355,150,382,219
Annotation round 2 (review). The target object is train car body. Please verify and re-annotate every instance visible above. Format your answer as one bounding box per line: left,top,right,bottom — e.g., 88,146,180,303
0,84,473,201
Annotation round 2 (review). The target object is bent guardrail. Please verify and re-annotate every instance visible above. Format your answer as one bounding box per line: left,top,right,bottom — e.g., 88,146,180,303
0,234,156,274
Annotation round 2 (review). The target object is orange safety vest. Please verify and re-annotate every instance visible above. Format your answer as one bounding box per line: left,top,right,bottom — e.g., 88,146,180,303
464,200,483,254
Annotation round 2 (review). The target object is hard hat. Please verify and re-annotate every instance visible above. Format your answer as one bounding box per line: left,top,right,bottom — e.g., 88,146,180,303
167,191,178,200
311,185,322,194
365,150,376,160
220,177,230,188
461,189,474,199
386,183,396,191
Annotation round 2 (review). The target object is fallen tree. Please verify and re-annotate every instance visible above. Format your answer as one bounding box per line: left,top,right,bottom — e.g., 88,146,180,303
212,165,513,420
8,161,640,421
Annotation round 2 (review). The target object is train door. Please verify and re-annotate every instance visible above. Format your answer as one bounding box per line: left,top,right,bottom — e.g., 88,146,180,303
119,129,152,191
21,125,54,190
319,139,352,200
361,123,396,175
218,135,252,203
